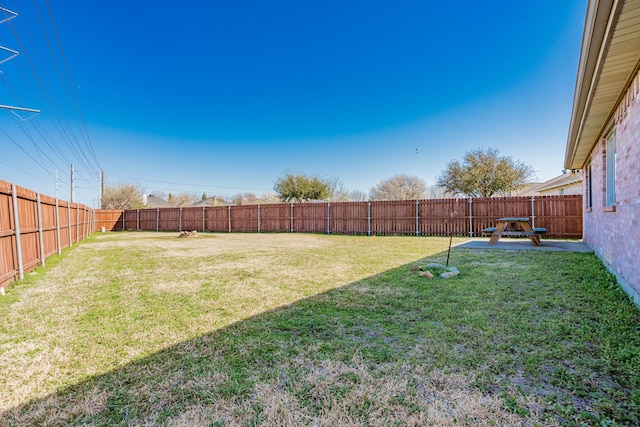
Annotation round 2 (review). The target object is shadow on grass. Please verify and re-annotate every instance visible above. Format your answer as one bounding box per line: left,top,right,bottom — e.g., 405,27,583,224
3,248,640,426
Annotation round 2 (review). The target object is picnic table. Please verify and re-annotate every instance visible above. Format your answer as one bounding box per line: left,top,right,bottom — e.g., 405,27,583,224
482,217,546,246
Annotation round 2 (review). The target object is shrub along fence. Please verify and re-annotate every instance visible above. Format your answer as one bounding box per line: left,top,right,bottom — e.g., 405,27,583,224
0,180,94,289
96,195,582,239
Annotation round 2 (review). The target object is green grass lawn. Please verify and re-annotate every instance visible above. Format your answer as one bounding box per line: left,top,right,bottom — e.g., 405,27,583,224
0,232,638,426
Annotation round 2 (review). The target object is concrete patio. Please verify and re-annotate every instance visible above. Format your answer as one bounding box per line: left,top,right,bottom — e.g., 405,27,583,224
454,238,592,252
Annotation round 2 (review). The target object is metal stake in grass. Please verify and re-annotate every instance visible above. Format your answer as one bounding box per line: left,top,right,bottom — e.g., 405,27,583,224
446,204,458,267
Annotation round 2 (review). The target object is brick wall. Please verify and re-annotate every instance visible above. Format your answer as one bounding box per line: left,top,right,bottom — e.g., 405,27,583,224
583,68,640,304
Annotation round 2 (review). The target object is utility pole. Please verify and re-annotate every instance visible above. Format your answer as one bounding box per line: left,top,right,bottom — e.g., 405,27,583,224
98,171,101,209
70,163,75,202
101,169,105,209
55,169,59,198
0,7,40,119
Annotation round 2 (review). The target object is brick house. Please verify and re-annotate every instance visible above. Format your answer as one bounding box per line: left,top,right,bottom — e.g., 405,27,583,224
565,0,640,305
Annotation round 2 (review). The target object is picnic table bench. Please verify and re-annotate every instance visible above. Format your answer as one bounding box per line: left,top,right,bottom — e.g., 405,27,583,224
481,217,546,246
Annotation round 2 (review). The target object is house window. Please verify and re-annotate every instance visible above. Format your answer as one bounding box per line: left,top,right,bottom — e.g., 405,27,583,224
605,131,616,206
586,163,593,209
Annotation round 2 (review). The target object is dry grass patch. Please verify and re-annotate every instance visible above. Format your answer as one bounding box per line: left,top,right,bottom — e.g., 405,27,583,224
1,232,639,426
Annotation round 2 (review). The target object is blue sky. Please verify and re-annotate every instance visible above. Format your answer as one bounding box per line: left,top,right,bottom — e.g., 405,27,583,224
1,1,587,207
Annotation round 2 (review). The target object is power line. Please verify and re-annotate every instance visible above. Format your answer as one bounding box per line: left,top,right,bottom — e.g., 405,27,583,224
4,4,94,173
0,2,101,203
106,173,272,193
43,0,100,169
24,0,96,171
0,148,42,178
0,5,40,117
0,124,54,178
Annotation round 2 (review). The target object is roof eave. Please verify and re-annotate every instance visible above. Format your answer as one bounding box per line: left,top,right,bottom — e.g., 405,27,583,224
565,0,640,170
565,0,617,170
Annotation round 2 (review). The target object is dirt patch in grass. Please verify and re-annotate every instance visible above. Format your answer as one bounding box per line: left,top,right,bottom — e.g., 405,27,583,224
93,231,334,257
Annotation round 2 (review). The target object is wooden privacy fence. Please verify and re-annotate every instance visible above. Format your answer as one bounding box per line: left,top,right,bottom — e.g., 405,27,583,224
0,180,94,289
96,195,582,239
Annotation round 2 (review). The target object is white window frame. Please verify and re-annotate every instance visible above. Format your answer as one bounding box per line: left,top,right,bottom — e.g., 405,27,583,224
605,130,616,206
586,163,593,209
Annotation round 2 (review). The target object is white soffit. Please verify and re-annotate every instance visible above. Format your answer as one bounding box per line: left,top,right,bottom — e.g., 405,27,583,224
566,0,640,169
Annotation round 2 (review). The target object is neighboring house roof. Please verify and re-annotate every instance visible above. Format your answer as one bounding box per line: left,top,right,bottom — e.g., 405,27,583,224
507,174,583,197
191,197,228,207
536,173,582,193
145,195,171,208
508,183,543,197
565,0,640,170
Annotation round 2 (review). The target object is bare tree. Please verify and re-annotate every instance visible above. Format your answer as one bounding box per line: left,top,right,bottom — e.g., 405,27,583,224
231,193,245,205
258,192,281,204
169,193,198,207
230,192,259,205
326,177,350,202
349,189,368,201
244,192,258,204
429,185,451,199
369,174,428,201
101,183,145,209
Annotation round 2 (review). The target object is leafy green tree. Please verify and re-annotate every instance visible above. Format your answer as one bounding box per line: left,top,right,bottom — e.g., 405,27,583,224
101,183,145,209
274,172,329,202
436,147,535,198
369,174,428,200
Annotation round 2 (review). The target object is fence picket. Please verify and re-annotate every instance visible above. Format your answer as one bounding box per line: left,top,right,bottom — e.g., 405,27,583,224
1,180,93,289
94,196,582,239
0,181,585,292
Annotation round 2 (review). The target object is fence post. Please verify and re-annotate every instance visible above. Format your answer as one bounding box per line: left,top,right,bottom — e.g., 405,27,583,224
531,196,535,229
156,208,160,232
137,209,140,230
202,206,205,232
11,185,24,280
228,205,231,233
327,203,331,234
76,205,80,243
415,200,419,236
367,201,371,236
255,204,260,233
55,199,61,255
179,207,183,232
68,204,73,246
37,194,46,267
290,203,294,233
468,198,473,237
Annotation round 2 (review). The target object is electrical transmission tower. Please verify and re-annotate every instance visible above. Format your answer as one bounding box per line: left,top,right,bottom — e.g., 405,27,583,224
0,6,40,119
